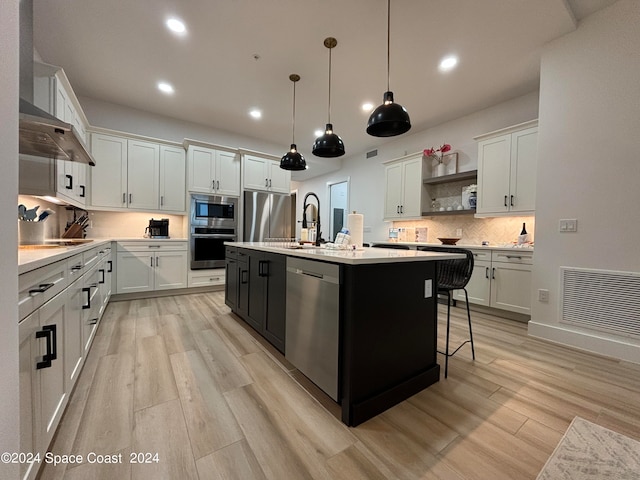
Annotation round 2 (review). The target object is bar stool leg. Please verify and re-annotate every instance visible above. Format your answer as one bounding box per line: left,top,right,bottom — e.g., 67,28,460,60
445,290,452,378
464,288,475,360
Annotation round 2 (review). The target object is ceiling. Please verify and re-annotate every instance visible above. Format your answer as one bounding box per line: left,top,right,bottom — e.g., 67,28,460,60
33,0,618,181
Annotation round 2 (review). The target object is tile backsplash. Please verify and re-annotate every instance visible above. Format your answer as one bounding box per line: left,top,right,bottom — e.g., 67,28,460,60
393,215,535,246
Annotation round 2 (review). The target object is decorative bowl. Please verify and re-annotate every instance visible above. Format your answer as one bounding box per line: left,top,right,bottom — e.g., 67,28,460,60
438,237,461,245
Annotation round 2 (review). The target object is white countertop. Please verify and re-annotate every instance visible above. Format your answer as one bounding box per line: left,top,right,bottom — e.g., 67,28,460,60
18,237,188,275
370,240,534,251
227,242,465,265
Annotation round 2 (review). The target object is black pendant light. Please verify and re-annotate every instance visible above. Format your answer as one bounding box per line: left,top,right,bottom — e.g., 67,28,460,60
366,0,411,137
312,37,345,158
280,74,307,171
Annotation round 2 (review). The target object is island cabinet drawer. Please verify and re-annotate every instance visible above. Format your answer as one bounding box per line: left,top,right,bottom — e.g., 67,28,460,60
82,247,100,270
117,241,187,252
492,250,533,264
18,259,69,321
225,246,237,259
236,249,249,262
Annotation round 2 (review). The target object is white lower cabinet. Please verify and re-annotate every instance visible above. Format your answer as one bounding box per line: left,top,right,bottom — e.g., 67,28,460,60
188,268,225,287
456,249,533,315
116,241,187,294
19,243,113,480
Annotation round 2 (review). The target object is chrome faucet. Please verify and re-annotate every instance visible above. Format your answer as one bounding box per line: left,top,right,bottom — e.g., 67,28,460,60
302,192,321,246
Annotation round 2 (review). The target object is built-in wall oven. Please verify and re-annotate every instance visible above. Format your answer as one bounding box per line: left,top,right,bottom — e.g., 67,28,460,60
190,194,237,269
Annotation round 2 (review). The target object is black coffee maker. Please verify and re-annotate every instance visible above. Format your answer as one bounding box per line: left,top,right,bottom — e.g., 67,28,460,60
146,218,169,238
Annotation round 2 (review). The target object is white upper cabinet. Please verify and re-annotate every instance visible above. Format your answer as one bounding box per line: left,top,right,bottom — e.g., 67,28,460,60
127,140,160,210
90,133,128,209
475,120,538,216
383,153,427,220
242,154,290,194
33,62,90,207
90,132,185,212
186,142,240,196
159,145,186,212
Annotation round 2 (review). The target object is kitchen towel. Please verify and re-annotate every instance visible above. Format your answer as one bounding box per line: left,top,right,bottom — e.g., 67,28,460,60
347,212,364,249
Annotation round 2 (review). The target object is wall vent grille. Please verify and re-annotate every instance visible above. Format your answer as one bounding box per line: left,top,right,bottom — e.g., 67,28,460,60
366,149,378,159
560,267,640,339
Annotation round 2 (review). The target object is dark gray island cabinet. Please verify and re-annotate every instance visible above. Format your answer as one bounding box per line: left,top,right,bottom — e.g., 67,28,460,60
225,242,464,426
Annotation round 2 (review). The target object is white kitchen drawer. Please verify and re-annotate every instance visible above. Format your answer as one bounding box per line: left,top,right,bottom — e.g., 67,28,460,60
492,250,533,264
188,268,225,287
82,247,100,270
468,249,491,262
18,258,69,321
117,241,187,252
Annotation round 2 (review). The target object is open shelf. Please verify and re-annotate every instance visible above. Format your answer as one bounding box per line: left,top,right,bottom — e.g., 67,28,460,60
423,169,477,185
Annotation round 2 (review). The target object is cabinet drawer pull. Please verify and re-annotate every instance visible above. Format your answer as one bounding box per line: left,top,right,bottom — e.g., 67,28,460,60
107,260,113,273
505,255,523,259
29,283,55,295
82,287,91,309
71,265,83,272
99,269,105,284
88,319,98,326
65,174,73,190
148,245,161,248
80,185,86,198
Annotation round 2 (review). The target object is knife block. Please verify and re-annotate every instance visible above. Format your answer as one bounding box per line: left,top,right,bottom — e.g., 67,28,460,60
62,223,84,238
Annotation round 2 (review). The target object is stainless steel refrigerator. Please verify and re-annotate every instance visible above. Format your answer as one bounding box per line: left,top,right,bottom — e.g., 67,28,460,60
244,191,293,241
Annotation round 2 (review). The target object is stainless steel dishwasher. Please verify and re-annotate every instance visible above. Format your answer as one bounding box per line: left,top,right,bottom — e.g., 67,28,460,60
285,257,340,401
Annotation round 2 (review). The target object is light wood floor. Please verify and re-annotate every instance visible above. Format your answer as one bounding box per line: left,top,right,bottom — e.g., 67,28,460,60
38,291,640,480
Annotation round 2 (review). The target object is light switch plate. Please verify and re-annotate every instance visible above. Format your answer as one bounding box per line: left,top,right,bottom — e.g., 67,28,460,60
559,219,578,232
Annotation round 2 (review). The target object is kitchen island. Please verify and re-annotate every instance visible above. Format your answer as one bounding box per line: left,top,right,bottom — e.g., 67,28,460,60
225,242,464,426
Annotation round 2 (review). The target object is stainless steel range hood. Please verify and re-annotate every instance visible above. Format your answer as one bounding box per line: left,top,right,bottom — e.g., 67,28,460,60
18,0,95,167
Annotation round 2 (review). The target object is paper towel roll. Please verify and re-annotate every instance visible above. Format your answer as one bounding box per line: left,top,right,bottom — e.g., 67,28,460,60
347,211,364,249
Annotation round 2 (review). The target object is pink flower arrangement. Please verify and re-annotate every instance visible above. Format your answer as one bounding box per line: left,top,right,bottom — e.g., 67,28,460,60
424,144,452,163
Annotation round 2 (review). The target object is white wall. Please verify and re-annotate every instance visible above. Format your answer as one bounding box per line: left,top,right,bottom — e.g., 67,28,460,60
293,91,539,243
1,0,20,476
529,0,640,362
80,96,287,156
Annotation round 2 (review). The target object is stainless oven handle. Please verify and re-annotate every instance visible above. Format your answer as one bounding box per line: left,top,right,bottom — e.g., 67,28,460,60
191,234,236,239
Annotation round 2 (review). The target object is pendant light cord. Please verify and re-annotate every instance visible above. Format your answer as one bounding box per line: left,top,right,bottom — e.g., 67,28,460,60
327,46,332,124
292,80,296,143
386,0,391,92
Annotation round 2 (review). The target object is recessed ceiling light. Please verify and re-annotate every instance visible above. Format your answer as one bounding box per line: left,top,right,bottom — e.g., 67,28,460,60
249,109,262,119
314,129,324,137
361,103,374,112
166,18,186,34
157,82,174,94
439,55,458,72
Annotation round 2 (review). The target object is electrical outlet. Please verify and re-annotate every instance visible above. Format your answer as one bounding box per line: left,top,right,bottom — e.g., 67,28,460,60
456,228,463,237
559,219,578,232
538,289,549,302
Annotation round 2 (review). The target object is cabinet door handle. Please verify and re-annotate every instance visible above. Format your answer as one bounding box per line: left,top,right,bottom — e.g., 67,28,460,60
150,257,154,267
485,267,489,279
397,206,400,214
129,193,132,204
241,269,248,284
265,178,269,187
510,195,514,206
160,195,164,206
36,326,54,369
504,195,508,207
269,179,272,188
492,267,496,279
65,174,73,190
80,185,86,198
155,256,159,267
29,283,54,295
123,193,126,204
217,180,220,190
212,179,216,190
99,269,105,284
258,260,269,277
107,260,113,273
400,205,403,214
82,287,91,309
44,324,57,360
